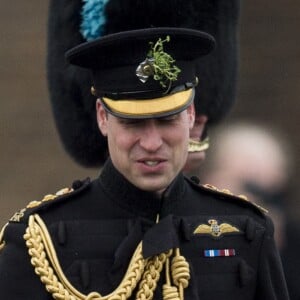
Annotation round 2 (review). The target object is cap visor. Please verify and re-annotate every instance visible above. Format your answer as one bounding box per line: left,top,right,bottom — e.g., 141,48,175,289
102,89,194,119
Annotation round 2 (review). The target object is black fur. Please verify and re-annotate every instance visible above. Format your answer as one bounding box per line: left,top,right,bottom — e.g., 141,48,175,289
47,0,108,167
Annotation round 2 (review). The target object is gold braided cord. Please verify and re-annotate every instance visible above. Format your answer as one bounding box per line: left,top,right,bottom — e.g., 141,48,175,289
136,249,173,300
0,223,8,251
23,214,146,300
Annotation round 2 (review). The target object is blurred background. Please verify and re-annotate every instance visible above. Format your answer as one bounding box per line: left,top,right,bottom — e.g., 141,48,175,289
0,1,299,224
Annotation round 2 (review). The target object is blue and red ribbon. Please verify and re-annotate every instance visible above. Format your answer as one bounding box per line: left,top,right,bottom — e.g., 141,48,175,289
204,249,236,257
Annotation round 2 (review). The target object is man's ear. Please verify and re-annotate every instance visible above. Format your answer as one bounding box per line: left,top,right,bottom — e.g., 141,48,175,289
96,99,108,136
190,114,208,141
187,103,196,129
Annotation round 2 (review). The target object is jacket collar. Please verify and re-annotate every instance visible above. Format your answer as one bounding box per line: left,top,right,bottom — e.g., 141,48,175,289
99,159,186,220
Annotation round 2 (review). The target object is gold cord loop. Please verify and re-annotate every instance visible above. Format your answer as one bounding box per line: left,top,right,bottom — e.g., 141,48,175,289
162,257,180,300
171,249,190,300
162,284,180,300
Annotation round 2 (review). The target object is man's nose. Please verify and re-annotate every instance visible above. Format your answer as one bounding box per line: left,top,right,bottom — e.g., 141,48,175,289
139,121,163,152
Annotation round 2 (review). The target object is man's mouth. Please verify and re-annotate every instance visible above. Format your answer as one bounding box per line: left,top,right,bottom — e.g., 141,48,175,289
144,161,160,166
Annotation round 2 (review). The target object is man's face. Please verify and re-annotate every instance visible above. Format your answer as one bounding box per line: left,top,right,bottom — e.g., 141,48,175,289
96,100,195,194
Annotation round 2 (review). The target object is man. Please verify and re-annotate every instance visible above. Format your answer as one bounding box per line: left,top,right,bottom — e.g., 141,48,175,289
0,27,289,299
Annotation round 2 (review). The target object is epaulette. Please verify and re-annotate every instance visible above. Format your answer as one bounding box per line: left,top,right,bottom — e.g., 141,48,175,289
8,178,91,224
188,176,268,214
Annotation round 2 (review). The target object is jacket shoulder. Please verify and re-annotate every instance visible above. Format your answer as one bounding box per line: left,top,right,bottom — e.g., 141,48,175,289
8,178,91,224
187,176,268,215
0,178,91,255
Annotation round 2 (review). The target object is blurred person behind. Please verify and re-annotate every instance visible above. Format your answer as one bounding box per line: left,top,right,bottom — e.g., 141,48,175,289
190,121,299,300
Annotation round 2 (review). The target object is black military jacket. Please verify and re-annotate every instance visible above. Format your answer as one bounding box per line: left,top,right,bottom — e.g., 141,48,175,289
0,159,289,299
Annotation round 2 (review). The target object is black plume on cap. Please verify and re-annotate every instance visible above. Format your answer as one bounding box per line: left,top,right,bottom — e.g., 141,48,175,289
47,0,240,167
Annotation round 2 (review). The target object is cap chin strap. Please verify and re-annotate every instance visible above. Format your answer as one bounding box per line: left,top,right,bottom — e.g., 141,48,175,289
24,214,190,300
91,77,198,100
188,136,210,153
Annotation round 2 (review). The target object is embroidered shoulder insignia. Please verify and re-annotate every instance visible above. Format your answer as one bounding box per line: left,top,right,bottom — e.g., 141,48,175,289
0,223,8,251
201,184,268,214
10,208,26,222
193,219,240,238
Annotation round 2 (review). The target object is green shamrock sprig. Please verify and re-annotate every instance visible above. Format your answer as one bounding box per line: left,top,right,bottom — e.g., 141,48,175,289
147,36,181,88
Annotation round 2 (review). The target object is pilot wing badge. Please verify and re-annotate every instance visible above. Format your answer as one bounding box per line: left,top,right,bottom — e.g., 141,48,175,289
193,219,240,238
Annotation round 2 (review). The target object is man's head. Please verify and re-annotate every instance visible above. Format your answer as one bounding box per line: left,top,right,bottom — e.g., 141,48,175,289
66,27,214,192
202,123,292,194
200,122,293,248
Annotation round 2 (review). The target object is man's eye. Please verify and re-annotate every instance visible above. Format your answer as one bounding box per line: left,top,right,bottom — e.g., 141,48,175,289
119,119,142,125
159,114,179,122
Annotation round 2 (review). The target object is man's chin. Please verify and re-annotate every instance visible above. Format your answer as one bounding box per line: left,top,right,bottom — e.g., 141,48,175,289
132,177,171,195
